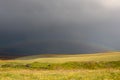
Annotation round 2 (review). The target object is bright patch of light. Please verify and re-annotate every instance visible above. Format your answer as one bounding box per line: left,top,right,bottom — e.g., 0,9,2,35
101,0,120,8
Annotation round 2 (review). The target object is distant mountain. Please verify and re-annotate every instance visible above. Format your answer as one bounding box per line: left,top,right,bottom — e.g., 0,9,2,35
0,41,108,56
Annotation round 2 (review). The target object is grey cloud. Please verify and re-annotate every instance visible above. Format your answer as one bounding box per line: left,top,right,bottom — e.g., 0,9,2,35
0,0,120,55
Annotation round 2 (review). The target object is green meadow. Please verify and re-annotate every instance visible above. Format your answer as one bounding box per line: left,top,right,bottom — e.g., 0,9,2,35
0,52,120,80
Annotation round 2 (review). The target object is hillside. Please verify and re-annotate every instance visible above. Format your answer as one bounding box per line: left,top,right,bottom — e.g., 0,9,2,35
14,52,120,63
0,52,120,80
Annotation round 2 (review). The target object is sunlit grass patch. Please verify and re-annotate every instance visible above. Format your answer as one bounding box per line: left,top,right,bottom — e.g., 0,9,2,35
0,69,120,80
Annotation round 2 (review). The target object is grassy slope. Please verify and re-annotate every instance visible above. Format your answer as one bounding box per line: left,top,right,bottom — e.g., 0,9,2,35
13,52,120,63
0,52,120,80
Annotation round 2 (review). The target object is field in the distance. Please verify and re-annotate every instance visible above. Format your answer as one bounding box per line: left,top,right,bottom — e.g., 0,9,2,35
0,52,120,80
15,51,120,63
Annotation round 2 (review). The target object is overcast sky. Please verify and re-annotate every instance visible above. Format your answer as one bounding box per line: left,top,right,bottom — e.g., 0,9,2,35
0,0,120,54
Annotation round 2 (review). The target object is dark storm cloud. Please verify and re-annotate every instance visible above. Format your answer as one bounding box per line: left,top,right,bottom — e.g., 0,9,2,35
0,0,120,55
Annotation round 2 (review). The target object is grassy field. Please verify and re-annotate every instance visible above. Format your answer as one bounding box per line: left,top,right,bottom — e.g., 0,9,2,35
0,51,119,63
0,52,120,80
0,69,120,80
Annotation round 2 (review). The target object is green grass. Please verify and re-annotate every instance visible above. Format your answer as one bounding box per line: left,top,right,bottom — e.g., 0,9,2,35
0,69,119,80
0,52,120,80
0,61,120,70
